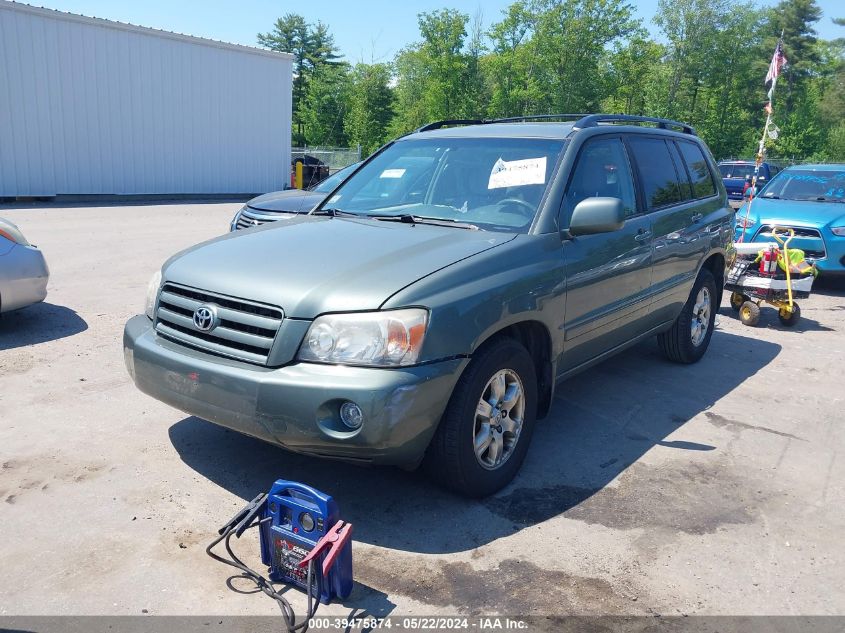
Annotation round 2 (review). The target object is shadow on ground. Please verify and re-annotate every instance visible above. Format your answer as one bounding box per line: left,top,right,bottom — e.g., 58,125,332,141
0,302,88,350
813,275,845,298
169,329,780,555
718,304,835,332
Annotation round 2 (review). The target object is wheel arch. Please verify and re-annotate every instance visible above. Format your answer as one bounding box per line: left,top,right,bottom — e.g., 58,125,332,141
473,319,555,420
700,251,726,305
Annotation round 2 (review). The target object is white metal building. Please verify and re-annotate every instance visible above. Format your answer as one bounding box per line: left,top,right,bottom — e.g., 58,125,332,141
0,1,293,197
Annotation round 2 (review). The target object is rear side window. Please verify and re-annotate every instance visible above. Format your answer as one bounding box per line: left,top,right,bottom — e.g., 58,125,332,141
626,137,683,210
677,141,717,199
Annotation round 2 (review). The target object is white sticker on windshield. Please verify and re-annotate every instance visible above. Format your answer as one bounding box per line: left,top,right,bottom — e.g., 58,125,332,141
328,194,341,204
488,157,547,189
380,168,406,179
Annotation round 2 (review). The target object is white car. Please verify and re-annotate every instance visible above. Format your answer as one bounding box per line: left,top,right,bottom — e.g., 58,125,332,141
0,217,49,313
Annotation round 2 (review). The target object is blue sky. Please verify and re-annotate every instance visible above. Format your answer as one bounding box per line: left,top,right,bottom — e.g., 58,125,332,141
22,0,845,62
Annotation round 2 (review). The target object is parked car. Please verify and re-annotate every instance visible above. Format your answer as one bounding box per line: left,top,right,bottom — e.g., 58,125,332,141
230,162,360,231
125,114,732,497
718,160,780,208
734,164,845,278
0,217,49,313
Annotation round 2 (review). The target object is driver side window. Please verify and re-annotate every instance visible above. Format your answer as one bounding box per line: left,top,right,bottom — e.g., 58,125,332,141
563,138,637,220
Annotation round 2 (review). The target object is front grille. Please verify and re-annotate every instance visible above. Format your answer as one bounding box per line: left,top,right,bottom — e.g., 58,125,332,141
235,207,297,230
756,225,827,259
155,283,283,365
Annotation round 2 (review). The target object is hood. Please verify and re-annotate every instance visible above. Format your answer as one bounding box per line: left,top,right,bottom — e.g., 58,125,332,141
247,190,326,213
741,197,845,229
163,216,516,318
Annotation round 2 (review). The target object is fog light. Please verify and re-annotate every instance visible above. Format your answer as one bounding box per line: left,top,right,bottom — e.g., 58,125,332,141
339,401,363,430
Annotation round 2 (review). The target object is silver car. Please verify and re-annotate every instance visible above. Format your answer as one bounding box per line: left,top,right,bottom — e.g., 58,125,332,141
0,217,49,313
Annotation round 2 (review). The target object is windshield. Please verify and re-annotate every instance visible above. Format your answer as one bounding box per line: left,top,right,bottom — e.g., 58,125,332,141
718,164,756,179
310,162,359,193
759,169,845,201
317,137,566,233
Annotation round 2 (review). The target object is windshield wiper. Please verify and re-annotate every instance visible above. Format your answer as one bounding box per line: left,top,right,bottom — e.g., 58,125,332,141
311,208,360,217
369,214,480,230
814,197,845,203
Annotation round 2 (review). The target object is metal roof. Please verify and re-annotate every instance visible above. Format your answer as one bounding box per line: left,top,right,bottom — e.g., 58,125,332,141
1,0,294,60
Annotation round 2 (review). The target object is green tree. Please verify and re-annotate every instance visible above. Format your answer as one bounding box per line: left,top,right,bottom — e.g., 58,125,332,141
391,9,487,134
654,0,731,119
258,14,341,144
763,0,822,115
299,63,351,147
345,63,394,155
532,0,640,112
604,34,666,116
486,1,539,117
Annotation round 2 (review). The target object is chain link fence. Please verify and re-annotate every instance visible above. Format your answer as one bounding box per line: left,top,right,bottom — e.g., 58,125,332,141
291,146,362,174
717,156,816,168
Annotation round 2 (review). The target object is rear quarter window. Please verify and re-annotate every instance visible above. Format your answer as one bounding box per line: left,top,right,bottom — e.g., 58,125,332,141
677,141,717,199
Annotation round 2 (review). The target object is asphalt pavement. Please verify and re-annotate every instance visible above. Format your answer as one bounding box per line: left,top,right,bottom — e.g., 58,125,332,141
1,202,843,618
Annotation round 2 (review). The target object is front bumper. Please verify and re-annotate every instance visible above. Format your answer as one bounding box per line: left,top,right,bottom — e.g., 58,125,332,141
124,315,467,467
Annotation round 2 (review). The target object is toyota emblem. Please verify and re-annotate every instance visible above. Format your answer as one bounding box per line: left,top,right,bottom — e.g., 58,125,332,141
192,305,218,332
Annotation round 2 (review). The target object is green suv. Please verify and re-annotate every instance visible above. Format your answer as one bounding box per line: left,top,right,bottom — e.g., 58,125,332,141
124,114,733,497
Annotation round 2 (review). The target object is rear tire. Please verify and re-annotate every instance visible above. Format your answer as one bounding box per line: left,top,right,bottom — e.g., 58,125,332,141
730,291,747,312
739,301,761,326
424,338,537,498
658,268,717,364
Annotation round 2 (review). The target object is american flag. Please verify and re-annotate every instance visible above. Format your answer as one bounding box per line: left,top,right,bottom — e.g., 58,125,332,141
765,40,787,98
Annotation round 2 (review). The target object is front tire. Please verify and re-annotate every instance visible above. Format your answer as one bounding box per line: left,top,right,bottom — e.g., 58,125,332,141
424,338,538,498
658,268,717,364
739,301,761,326
778,303,800,327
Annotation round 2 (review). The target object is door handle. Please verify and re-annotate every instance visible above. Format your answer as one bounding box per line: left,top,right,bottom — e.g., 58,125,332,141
691,213,704,223
634,230,652,242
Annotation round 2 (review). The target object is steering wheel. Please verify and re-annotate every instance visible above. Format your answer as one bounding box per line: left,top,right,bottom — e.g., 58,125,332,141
496,197,535,218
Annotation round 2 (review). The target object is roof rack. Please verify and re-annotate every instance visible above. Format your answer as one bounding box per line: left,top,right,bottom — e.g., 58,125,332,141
487,114,590,124
410,113,697,136
572,114,696,136
414,119,486,133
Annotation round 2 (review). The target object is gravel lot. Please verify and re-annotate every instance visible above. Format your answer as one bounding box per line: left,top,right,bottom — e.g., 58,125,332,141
1,202,843,618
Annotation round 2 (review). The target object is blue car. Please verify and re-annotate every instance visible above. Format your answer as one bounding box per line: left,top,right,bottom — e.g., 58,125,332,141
734,164,845,278
718,160,780,207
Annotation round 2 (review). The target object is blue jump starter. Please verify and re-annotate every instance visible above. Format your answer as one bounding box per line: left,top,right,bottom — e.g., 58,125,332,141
259,480,353,604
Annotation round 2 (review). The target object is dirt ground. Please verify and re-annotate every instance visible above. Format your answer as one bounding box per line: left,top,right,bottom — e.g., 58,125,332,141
1,201,843,618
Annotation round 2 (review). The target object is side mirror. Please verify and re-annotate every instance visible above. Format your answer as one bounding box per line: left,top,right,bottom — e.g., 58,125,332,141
568,197,625,236
743,187,757,199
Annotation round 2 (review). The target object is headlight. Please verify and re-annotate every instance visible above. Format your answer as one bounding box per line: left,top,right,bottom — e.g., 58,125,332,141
297,308,428,367
831,226,845,236
230,205,247,232
144,269,163,319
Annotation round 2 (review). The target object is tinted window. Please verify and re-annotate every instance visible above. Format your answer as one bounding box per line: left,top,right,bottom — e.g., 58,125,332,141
718,163,756,179
677,141,716,198
668,142,693,200
627,137,683,210
564,138,637,218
